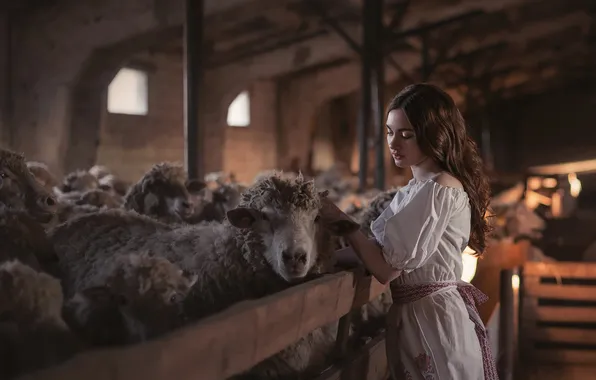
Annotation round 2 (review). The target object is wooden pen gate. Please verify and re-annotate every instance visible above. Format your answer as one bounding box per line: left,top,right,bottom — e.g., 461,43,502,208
518,262,596,379
18,261,391,380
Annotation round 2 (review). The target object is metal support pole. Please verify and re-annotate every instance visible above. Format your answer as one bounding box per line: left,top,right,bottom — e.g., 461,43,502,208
184,0,204,180
358,0,374,193
370,0,385,190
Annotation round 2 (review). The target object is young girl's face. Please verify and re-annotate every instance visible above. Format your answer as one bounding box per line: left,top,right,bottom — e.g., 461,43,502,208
386,109,427,168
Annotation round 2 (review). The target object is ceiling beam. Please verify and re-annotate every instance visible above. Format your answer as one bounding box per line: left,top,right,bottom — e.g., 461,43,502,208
208,0,536,78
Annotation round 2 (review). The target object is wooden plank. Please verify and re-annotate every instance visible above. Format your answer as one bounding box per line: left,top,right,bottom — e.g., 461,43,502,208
524,262,596,278
527,327,596,345
521,364,596,380
315,333,388,380
525,283,596,302
525,306,596,323
525,349,596,364
18,270,389,380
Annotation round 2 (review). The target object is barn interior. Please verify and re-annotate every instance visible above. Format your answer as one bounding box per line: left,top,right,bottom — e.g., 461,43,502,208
2,0,596,379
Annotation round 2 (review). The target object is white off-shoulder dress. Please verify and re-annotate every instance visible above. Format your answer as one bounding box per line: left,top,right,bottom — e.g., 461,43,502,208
371,175,488,380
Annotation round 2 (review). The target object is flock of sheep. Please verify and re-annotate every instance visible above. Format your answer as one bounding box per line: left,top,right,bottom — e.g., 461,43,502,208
0,149,401,380
0,146,547,379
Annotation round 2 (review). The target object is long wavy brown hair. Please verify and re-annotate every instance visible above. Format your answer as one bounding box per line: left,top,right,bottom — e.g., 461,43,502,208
387,83,492,255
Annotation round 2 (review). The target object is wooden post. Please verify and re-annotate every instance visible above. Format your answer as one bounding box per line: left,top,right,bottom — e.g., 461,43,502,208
498,269,514,380
183,0,204,180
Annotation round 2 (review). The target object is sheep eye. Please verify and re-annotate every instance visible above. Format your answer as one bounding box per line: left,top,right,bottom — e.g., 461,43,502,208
261,213,269,222
170,294,178,303
0,172,6,178
315,215,321,222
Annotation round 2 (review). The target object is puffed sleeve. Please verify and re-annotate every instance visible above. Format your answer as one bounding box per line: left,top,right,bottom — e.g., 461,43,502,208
374,181,460,272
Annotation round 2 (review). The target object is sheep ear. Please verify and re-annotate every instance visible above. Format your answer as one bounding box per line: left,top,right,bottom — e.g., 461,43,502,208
325,219,360,236
186,179,206,194
227,207,261,229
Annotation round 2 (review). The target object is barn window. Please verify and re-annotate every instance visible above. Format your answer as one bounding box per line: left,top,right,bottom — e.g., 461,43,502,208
107,68,149,115
226,91,250,127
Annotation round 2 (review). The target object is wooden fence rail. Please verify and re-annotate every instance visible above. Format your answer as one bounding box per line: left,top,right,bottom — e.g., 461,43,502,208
19,262,389,380
520,261,596,366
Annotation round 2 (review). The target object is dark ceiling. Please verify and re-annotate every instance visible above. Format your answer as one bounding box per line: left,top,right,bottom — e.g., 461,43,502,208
144,0,596,101
6,0,595,102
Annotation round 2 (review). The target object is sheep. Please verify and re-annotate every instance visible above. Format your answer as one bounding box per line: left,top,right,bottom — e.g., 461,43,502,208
88,164,111,180
99,174,130,197
0,260,81,379
0,206,60,278
50,173,361,378
76,188,123,209
122,162,206,224
59,169,99,193
61,252,197,346
26,161,59,192
0,148,58,223
186,182,243,223
44,202,100,230
357,188,399,237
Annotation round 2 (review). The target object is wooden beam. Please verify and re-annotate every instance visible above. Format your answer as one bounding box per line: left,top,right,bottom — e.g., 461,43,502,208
19,269,389,380
523,261,596,278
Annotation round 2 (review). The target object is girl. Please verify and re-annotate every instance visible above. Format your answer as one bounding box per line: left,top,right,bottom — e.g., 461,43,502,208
320,83,498,379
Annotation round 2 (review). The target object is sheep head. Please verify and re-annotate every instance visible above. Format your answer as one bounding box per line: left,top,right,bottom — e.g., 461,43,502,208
109,253,197,339
123,163,206,222
227,172,359,282
0,149,57,223
26,161,59,192
60,170,99,193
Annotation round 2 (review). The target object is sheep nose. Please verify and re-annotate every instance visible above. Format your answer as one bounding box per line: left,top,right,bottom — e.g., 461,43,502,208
282,249,307,265
181,200,192,209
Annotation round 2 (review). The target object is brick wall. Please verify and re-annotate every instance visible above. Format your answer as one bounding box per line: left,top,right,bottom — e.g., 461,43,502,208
222,81,278,183
94,52,279,184
96,53,184,182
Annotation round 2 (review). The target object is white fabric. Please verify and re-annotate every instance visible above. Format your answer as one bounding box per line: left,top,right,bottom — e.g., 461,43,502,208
371,176,485,380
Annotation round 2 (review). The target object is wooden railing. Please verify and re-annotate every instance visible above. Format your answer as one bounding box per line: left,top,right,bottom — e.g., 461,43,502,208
19,260,390,380
519,262,596,366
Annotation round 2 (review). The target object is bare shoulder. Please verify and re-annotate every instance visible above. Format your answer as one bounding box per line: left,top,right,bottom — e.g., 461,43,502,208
434,172,463,189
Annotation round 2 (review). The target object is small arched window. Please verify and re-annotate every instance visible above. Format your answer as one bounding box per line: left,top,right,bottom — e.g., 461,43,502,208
226,90,250,127
107,67,149,115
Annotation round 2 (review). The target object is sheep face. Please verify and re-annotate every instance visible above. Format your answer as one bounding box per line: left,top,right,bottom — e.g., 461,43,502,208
151,178,204,220
227,175,360,282
61,170,99,193
0,149,57,223
124,162,206,221
110,254,198,339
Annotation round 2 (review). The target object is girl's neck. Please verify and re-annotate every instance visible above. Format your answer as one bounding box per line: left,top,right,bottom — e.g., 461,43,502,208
410,157,443,182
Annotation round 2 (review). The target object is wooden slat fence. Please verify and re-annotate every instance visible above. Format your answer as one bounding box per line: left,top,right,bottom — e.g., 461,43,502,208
520,261,596,365
18,256,390,380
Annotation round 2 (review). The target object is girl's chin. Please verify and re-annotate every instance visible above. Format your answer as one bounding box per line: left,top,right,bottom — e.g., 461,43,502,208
393,158,407,168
